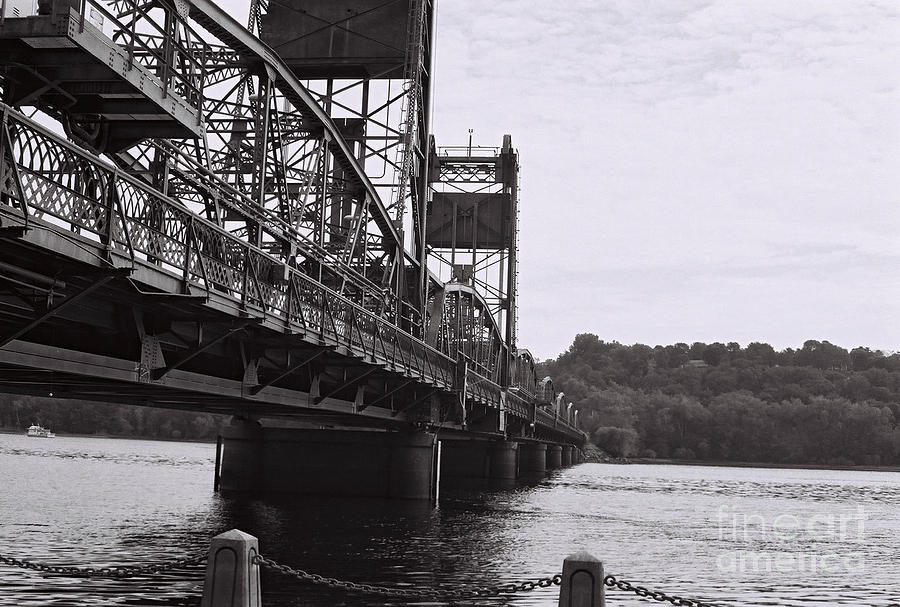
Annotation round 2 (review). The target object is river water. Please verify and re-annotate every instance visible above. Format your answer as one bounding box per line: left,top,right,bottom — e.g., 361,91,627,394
0,433,898,606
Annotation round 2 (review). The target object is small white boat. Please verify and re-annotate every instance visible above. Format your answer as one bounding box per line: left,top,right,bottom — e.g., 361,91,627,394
26,424,55,438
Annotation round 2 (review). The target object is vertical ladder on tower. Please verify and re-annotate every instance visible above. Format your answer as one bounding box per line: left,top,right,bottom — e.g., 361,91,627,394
391,0,426,225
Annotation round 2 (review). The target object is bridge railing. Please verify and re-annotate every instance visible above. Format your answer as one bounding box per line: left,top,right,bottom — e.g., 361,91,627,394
0,105,456,390
505,389,531,420
535,405,582,438
461,369,579,437
464,367,502,408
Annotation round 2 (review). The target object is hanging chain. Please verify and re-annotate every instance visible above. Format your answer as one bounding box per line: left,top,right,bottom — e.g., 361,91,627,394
257,554,738,606
604,575,732,607
0,553,206,578
9,549,862,607
255,553,560,600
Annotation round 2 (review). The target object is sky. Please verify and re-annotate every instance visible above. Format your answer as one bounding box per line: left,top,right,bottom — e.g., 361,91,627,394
429,0,900,359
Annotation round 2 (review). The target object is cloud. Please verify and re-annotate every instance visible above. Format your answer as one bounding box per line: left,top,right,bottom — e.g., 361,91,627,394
431,0,900,357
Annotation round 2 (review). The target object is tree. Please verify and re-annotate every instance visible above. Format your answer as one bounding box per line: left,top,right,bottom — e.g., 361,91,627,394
593,427,639,457
688,342,707,360
702,342,729,367
537,336,900,466
850,347,876,371
745,342,777,366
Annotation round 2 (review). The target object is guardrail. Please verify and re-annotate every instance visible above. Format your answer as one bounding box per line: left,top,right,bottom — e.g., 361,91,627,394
536,403,582,437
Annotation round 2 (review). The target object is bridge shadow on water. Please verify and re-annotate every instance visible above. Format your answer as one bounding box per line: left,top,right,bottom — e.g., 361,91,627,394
209,482,557,607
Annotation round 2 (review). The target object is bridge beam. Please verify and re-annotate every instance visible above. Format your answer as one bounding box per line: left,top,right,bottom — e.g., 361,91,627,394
0,269,128,348
152,323,251,380
249,348,328,395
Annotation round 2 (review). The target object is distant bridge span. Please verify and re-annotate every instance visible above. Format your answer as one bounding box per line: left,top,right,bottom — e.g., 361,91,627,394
0,0,584,498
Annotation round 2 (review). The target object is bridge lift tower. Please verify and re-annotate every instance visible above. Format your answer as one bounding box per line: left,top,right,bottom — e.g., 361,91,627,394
427,136,520,381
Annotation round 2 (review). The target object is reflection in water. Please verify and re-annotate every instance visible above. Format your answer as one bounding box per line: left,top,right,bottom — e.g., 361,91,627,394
1,433,899,606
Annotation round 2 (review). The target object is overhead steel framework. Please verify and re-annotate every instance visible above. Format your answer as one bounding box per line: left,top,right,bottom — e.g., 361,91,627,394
428,135,519,351
0,0,584,443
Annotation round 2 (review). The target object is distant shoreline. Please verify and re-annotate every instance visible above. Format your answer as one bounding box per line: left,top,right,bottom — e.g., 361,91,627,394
0,428,217,444
4,428,898,472
626,457,900,473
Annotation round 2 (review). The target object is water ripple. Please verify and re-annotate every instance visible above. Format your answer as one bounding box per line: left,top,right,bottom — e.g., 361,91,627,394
1,437,898,606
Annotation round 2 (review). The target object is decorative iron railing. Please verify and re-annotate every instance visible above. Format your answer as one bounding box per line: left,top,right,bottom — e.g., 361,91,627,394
0,105,454,389
464,368,502,408
535,406,581,436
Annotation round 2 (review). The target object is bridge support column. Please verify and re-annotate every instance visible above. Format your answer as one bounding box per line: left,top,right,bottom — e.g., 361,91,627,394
546,445,563,470
219,421,436,500
517,442,547,481
561,446,573,467
219,419,264,492
439,439,489,490
389,432,437,500
489,440,518,489
438,439,518,490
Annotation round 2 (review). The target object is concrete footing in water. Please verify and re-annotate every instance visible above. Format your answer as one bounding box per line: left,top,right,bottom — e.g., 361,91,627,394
546,444,563,469
218,419,584,499
561,446,573,467
517,442,547,481
219,421,436,500
438,439,519,490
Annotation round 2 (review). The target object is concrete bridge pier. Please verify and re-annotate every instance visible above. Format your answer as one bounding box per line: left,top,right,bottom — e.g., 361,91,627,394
438,439,488,490
561,446,573,467
218,420,436,500
517,442,547,481
546,445,563,470
218,419,264,492
439,439,520,490
489,440,518,489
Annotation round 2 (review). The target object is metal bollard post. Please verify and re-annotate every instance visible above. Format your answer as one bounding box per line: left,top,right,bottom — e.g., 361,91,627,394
200,529,262,607
558,551,604,607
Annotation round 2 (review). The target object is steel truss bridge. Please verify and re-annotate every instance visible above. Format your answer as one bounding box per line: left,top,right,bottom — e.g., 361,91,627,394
0,0,583,446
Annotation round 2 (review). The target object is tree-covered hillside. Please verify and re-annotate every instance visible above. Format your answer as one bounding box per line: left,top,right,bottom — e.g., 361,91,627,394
537,335,900,466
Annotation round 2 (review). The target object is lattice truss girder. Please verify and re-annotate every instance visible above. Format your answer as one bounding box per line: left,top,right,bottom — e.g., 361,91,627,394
0,0,434,332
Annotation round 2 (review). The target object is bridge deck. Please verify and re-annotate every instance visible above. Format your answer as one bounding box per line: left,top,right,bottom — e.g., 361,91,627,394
0,105,582,443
